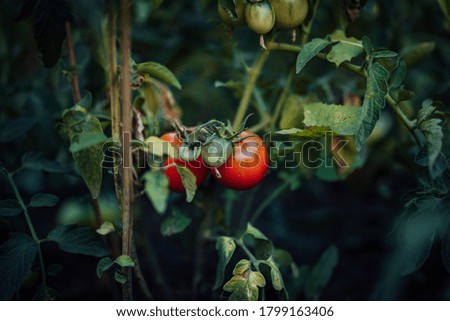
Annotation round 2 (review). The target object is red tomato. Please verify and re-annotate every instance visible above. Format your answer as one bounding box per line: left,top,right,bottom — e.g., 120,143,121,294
160,132,183,149
160,132,209,193
211,130,268,190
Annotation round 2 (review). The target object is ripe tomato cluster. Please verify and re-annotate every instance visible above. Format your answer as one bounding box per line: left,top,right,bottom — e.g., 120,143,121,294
218,0,309,48
160,121,268,193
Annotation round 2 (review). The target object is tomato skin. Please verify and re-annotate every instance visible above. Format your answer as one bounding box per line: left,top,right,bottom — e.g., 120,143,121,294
212,131,268,190
160,132,209,193
271,0,309,29
160,132,182,149
245,0,275,35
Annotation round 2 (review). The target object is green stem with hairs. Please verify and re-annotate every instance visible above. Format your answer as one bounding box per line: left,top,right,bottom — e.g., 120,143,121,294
232,50,271,132
5,171,47,291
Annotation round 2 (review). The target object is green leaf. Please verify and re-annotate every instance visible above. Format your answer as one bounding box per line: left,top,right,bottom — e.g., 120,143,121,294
0,199,22,216
97,257,114,279
373,50,398,59
223,259,266,301
21,152,70,173
326,30,363,67
114,270,127,284
176,166,197,203
69,132,109,153
71,127,104,200
361,36,373,55
0,118,35,143
401,42,435,68
279,94,305,130
355,62,389,150
17,0,72,67
142,170,169,214
29,193,59,208
160,213,192,237
417,102,446,178
399,198,439,274
48,224,110,257
438,0,450,20
305,245,339,300
114,255,135,268
135,62,182,89
389,58,406,89
303,103,362,136
213,236,236,291
96,221,115,236
243,223,273,259
0,233,39,300
296,38,331,74
277,127,330,138
261,256,286,292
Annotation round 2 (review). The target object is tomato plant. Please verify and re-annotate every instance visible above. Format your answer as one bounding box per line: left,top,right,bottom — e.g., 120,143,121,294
0,0,449,303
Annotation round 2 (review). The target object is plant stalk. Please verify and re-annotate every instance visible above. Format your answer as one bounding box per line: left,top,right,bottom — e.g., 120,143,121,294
232,50,270,132
65,22,81,103
120,0,134,301
6,173,47,291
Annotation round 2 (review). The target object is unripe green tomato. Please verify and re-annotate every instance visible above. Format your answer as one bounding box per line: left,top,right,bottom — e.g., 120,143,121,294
270,0,309,29
218,0,247,27
179,142,202,162
201,137,233,167
245,0,275,35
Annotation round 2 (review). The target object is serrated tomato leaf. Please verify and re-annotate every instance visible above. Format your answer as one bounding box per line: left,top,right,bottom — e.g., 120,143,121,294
48,224,110,257
0,233,38,300
296,38,331,74
223,259,266,301
0,199,22,216
304,245,339,300
214,236,236,291
135,62,182,90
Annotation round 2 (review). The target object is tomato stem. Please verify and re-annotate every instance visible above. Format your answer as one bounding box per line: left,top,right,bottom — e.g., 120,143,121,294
232,49,271,132
119,0,134,301
4,170,47,294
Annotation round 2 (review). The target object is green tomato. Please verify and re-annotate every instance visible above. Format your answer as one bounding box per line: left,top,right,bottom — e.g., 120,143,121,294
245,0,275,35
218,0,247,27
270,0,309,29
179,142,202,162
201,137,233,167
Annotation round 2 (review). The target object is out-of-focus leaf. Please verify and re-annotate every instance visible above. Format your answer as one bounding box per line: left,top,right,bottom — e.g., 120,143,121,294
242,223,273,259
0,199,22,217
69,132,109,153
17,0,73,67
214,236,236,291
144,136,176,158
279,94,305,130
296,38,331,74
401,42,435,68
399,198,439,275
136,62,182,89
143,170,169,215
223,259,266,301
48,224,110,257
417,102,447,179
21,152,70,173
0,118,35,142
96,257,114,279
389,58,406,89
305,245,339,300
160,213,192,237
0,233,38,300
29,193,59,208
176,166,197,203
96,222,115,236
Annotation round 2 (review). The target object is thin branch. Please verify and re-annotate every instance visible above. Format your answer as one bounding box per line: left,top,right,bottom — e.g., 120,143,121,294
232,50,271,132
120,0,134,301
65,22,81,103
131,239,153,300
